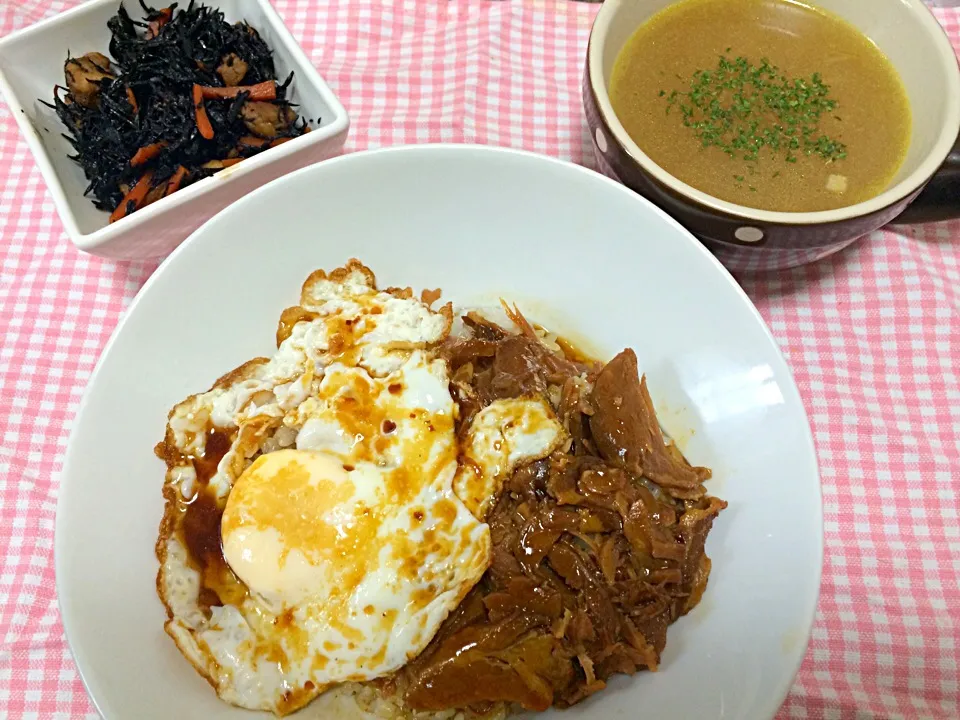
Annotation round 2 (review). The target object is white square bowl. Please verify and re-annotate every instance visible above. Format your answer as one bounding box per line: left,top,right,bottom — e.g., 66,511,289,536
0,0,349,260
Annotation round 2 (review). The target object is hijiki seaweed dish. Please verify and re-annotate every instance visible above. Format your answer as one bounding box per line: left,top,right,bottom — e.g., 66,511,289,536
46,1,311,223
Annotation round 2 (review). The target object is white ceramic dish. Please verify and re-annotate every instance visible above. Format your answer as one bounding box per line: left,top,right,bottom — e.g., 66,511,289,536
0,0,348,260
56,145,822,719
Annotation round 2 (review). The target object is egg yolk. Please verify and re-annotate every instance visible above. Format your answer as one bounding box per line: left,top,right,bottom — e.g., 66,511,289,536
221,449,358,612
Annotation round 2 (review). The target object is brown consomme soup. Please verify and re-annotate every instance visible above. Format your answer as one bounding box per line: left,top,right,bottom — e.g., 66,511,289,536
609,0,911,212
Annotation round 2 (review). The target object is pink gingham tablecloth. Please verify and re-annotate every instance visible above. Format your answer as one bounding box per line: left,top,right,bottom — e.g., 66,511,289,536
1,1,958,717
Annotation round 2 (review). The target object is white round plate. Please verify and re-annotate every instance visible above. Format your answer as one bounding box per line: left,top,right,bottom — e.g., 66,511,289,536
57,145,822,720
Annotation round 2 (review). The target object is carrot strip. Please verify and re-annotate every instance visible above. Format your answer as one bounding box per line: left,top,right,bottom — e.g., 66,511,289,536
130,141,166,167
146,8,172,39
269,137,293,148
109,171,154,223
126,86,138,115
164,166,188,196
199,81,276,101
193,84,214,140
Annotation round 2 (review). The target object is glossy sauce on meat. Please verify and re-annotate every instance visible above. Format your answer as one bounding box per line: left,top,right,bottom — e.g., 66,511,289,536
403,316,725,712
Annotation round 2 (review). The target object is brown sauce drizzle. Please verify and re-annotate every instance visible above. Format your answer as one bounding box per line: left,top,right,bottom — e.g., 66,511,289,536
179,427,239,609
194,428,231,485
182,492,223,571
554,335,594,365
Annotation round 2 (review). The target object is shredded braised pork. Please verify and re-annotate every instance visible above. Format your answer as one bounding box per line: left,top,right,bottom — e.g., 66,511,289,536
399,312,726,712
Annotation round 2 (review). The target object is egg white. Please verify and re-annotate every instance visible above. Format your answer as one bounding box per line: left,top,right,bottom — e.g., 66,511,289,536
454,397,570,520
157,262,489,715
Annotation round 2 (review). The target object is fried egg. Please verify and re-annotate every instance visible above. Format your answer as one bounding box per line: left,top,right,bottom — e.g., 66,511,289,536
454,398,569,520
156,262,490,715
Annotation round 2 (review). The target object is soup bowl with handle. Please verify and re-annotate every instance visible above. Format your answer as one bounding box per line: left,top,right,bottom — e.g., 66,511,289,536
584,0,960,272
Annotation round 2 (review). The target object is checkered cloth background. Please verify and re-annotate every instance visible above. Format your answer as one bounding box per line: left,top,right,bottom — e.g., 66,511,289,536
1,0,958,718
